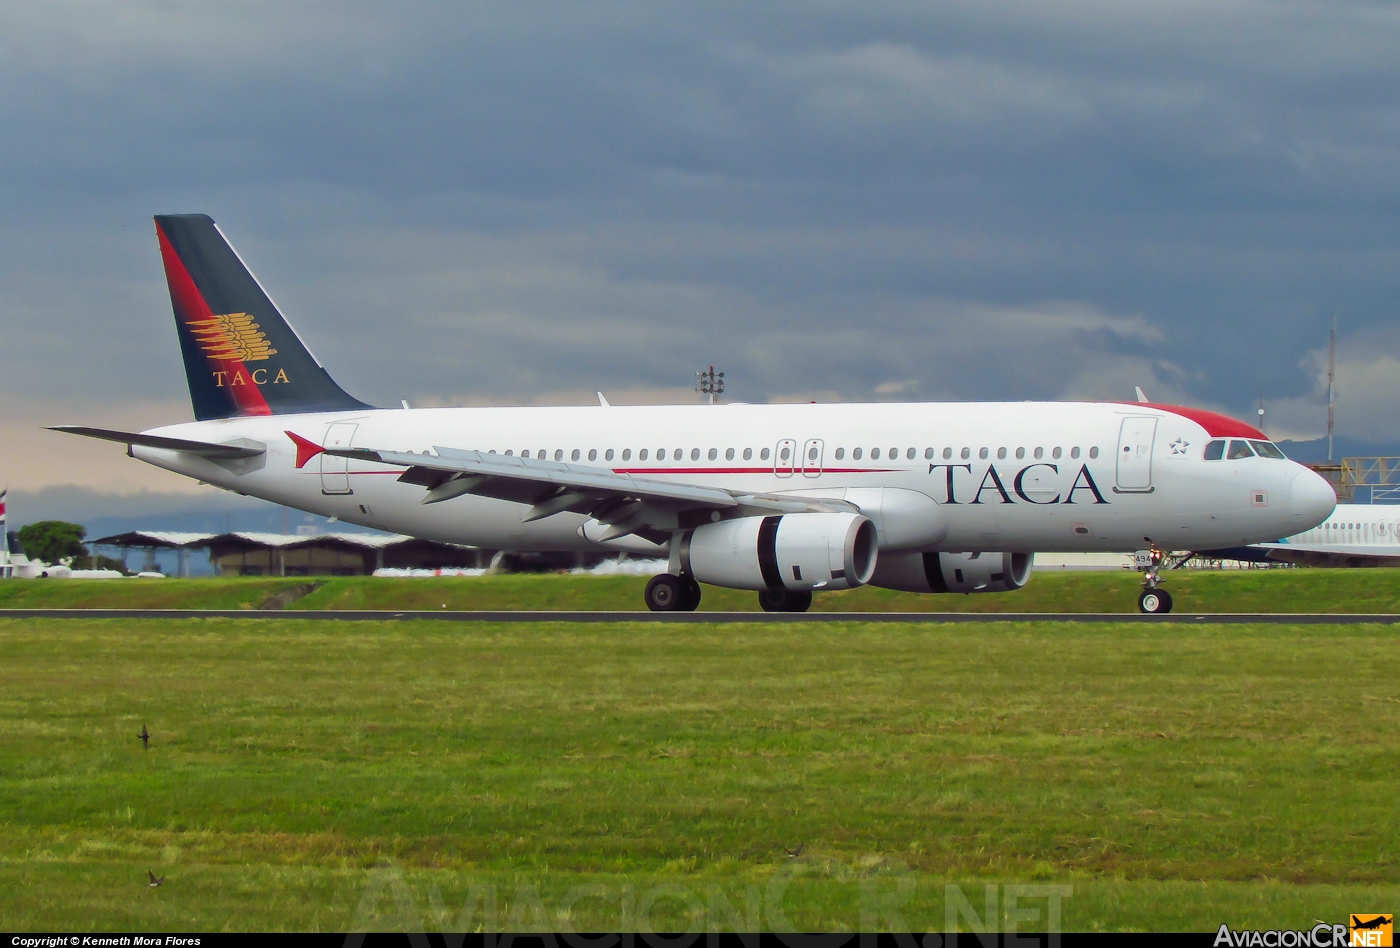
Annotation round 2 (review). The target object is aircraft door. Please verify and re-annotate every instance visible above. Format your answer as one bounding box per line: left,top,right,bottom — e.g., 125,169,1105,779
801,438,824,478
774,439,796,478
321,422,358,495
1115,416,1157,492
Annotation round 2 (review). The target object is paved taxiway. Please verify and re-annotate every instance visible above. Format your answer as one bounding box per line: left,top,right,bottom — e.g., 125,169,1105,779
3,609,1397,623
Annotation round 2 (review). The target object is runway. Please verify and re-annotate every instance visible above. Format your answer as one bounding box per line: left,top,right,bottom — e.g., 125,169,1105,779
2,609,1398,624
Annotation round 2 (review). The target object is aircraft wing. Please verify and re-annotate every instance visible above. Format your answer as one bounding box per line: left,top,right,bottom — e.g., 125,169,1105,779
1200,541,1400,568
1253,541,1400,568
50,426,267,459
315,439,854,543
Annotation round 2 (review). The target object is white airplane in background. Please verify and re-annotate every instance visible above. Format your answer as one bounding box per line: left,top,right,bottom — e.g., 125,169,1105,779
54,215,1336,613
1204,503,1400,568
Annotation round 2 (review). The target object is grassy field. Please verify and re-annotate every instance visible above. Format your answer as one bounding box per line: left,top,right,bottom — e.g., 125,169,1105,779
0,615,1396,931
3,567,1400,613
0,577,315,610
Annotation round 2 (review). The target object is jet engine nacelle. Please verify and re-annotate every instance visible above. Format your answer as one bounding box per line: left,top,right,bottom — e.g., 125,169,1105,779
870,550,1033,594
682,512,878,592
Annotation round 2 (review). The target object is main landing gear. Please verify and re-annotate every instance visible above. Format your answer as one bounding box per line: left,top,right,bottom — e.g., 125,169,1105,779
758,588,813,613
644,573,702,612
642,575,814,613
1135,546,1173,614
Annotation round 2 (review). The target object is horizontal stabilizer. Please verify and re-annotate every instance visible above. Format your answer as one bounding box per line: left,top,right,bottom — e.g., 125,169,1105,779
49,426,266,459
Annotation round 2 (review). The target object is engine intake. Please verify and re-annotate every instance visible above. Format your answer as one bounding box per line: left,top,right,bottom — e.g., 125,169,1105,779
682,513,878,591
870,551,1033,594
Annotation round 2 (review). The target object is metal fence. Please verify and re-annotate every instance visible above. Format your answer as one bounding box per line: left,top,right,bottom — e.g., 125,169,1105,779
1306,458,1400,504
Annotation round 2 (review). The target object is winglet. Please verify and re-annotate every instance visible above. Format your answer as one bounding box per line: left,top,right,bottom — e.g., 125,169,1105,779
597,392,610,407
285,431,324,468
1135,386,1149,403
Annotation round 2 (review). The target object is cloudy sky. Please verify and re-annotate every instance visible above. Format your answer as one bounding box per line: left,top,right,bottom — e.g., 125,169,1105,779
2,0,1399,513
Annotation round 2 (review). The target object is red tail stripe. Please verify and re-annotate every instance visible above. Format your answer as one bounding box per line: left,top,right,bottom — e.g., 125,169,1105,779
156,222,272,417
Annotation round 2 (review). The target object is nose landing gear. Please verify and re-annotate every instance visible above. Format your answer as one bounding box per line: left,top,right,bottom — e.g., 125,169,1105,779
1138,587,1173,614
1134,546,1173,614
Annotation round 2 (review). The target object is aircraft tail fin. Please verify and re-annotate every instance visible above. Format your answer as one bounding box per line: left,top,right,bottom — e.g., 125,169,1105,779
153,214,371,420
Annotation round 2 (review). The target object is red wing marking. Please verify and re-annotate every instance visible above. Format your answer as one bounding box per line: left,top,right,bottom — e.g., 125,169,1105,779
285,431,324,469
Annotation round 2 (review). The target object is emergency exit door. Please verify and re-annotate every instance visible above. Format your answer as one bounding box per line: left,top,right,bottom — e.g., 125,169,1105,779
774,439,796,478
321,423,357,495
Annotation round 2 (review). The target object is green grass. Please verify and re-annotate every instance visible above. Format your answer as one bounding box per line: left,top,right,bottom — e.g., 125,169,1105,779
6,567,1400,614
291,568,1400,613
0,616,1396,931
0,576,316,610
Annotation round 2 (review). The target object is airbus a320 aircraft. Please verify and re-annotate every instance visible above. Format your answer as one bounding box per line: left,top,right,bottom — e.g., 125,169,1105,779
1204,502,1400,568
55,215,1336,613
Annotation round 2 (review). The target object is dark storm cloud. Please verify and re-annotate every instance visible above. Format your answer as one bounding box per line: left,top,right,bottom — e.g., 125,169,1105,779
3,0,1400,495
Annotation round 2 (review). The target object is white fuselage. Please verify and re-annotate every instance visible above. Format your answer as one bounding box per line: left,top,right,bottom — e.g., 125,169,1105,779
1275,503,1400,555
128,400,1335,556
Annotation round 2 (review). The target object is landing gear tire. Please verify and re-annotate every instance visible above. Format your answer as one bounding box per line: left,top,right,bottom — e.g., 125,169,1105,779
645,574,683,611
679,575,702,612
645,574,702,612
758,589,814,613
1138,588,1173,614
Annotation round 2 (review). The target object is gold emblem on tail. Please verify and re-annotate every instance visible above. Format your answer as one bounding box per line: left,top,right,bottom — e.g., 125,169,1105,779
190,312,277,362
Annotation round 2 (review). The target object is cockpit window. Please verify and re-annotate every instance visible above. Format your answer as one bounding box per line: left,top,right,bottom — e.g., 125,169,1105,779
1250,440,1286,459
1203,440,1225,461
1227,440,1255,460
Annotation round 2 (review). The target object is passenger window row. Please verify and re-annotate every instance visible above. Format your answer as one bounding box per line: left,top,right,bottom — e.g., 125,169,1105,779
1306,521,1399,546
834,446,1098,462
484,444,1104,465
1322,522,1388,532
498,447,770,462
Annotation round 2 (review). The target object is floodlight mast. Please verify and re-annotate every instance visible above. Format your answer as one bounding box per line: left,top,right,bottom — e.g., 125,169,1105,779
695,365,725,405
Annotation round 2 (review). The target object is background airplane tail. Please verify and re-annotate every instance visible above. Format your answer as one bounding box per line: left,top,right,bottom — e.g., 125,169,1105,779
154,214,371,421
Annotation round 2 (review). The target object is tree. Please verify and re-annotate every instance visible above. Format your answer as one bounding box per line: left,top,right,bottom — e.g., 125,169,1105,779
17,521,88,567
90,553,130,574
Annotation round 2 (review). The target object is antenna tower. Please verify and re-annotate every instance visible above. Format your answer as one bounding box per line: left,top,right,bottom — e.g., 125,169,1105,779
1327,315,1336,462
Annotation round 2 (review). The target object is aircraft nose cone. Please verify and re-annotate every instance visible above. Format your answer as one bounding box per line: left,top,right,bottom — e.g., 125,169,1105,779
1290,468,1336,530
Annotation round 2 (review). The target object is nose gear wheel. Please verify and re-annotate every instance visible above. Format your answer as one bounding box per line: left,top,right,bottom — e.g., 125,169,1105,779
1136,545,1173,614
1138,588,1173,614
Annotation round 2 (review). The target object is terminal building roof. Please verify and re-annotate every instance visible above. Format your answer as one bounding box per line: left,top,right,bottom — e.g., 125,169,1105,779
91,530,471,551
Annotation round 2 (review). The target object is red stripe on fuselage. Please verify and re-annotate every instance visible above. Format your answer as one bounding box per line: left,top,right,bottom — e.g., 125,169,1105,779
610,467,896,475
156,221,271,417
307,466,900,476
